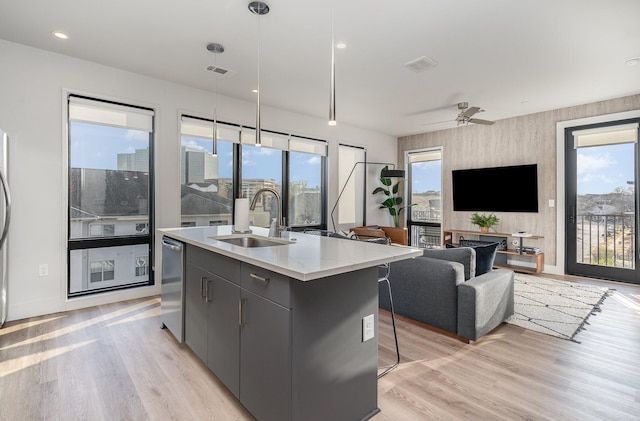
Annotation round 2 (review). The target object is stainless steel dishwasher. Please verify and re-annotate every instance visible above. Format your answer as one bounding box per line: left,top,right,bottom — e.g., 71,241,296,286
161,236,184,342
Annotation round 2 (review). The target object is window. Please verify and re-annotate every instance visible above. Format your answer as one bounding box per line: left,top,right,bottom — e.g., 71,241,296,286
68,95,154,297
90,260,115,283
135,256,149,277
335,145,366,230
89,224,115,237
135,223,149,234
241,129,284,227
180,117,236,227
180,115,327,231
289,136,326,227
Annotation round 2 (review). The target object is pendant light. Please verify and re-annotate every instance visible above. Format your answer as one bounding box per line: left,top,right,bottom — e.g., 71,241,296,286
328,2,336,126
206,42,224,156
249,1,270,147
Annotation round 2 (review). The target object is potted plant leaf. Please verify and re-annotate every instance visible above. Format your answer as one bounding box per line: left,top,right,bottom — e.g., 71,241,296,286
470,212,500,233
372,166,413,228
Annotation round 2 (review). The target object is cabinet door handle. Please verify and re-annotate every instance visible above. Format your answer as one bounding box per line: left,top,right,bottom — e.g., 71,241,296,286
205,279,212,303
249,273,270,284
239,298,246,326
200,277,207,299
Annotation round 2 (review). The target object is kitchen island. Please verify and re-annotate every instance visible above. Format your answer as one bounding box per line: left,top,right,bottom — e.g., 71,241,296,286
158,226,422,421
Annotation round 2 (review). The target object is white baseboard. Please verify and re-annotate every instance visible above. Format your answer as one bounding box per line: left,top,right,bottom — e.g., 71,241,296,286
8,284,161,322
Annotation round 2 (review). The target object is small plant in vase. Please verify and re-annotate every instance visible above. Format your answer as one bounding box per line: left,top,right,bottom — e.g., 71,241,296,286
470,213,500,233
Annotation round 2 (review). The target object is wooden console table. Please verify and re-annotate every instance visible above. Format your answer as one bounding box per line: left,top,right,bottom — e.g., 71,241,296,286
443,229,544,274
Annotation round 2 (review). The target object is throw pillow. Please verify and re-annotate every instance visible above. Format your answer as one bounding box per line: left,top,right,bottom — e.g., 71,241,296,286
445,242,499,276
424,247,476,280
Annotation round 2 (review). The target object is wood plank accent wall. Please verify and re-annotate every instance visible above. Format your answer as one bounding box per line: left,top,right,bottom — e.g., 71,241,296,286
398,94,640,268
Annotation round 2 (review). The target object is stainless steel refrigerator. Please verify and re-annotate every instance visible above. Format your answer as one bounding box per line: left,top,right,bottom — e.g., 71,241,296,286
0,128,11,328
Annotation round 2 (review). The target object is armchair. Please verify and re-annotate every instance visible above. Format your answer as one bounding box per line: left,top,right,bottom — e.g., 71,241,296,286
379,247,514,342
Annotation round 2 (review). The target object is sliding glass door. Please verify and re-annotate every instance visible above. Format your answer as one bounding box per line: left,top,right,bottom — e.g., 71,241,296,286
565,119,640,283
406,149,442,248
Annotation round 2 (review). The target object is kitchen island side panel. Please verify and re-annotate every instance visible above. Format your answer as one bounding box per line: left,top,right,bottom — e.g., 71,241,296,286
291,267,380,421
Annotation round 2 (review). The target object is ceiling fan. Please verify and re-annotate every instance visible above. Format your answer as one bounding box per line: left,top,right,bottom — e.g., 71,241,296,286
423,102,495,126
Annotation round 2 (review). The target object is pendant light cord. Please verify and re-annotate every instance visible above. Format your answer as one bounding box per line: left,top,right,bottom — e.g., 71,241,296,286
212,51,218,156
329,2,336,126
248,1,269,146
256,7,262,146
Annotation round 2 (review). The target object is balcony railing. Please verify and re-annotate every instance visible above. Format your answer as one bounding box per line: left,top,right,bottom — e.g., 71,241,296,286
576,213,635,269
411,209,441,223
408,221,441,248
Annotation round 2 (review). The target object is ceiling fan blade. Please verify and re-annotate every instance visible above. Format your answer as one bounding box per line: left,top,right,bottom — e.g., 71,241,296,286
461,106,480,118
469,118,495,125
421,119,454,126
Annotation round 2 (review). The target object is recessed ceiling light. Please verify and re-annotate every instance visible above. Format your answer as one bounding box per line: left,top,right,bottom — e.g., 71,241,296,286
252,89,258,93
52,31,68,39
336,42,347,49
625,57,639,67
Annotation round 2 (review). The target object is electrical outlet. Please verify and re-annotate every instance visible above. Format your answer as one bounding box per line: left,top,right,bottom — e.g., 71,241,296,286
549,199,555,207
38,264,49,277
362,314,375,342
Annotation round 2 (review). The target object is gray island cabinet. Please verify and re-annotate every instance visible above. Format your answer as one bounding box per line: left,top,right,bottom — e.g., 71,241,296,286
184,243,379,421
159,226,422,421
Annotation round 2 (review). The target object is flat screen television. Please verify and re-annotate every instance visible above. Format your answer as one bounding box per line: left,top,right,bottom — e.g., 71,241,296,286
452,164,538,212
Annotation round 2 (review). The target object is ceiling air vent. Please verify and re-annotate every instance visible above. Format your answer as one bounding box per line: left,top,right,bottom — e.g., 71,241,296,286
403,56,438,73
206,65,237,77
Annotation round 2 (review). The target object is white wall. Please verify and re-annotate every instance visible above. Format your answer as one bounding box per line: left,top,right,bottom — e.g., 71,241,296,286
0,39,397,321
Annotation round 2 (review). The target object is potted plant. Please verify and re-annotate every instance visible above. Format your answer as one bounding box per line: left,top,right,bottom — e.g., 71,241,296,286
372,166,413,228
470,212,500,233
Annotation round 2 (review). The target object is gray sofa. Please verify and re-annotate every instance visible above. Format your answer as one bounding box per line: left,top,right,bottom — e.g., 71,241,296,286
379,247,514,341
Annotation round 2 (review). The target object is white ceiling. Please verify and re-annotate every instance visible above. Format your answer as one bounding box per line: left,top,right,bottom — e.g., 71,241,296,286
1,0,639,137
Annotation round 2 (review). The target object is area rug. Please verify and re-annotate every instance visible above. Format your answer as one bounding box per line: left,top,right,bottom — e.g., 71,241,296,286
506,274,613,342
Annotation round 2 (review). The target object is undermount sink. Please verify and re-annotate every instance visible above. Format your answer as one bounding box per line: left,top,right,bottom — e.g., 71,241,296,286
210,234,294,248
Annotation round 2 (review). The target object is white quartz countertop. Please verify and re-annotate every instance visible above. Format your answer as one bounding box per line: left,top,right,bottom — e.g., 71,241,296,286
158,226,423,281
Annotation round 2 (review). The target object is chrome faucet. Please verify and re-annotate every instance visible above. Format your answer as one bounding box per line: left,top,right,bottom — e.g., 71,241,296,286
249,188,285,237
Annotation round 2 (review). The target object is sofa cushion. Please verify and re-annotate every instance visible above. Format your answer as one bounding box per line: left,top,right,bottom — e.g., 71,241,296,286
446,242,499,276
422,247,476,280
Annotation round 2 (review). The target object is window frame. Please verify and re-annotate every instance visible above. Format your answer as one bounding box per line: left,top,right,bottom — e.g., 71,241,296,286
405,147,443,248
287,149,327,229
67,94,155,297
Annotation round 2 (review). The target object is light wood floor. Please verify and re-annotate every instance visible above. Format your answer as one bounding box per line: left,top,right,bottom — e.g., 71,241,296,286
1,277,639,421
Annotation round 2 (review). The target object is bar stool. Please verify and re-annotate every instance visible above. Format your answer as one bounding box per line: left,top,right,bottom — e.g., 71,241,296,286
377,260,400,378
